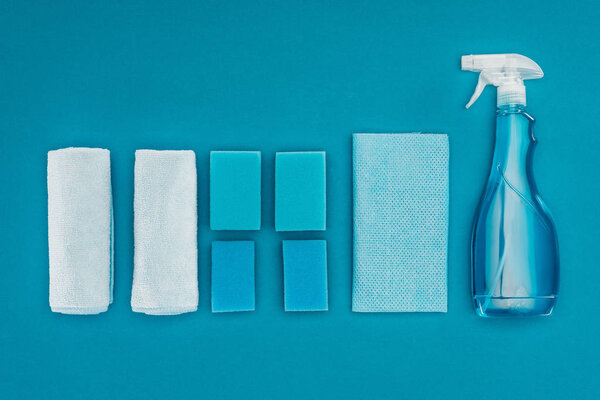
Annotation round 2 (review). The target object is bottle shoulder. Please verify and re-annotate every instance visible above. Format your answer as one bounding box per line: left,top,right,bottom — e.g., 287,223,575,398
477,170,556,232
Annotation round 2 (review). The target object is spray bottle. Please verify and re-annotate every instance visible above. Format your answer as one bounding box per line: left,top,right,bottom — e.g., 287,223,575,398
462,54,559,317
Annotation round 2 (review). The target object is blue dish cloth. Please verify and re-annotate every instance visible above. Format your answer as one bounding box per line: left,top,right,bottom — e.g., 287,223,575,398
211,241,255,312
352,133,449,312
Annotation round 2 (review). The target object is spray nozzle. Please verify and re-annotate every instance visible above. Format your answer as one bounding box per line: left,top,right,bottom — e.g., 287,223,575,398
461,54,543,109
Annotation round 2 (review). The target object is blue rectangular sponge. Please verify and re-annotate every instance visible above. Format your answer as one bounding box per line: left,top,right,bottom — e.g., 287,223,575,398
275,152,326,231
352,133,448,312
211,241,255,312
283,240,328,311
210,151,261,230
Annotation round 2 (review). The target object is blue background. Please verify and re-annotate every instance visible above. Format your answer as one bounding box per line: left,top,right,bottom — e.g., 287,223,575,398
1,1,599,399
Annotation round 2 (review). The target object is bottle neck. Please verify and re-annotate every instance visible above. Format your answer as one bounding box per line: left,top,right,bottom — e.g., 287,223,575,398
497,103,526,113
493,104,536,197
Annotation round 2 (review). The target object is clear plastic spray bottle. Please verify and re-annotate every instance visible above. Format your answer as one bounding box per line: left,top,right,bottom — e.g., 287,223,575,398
462,54,559,317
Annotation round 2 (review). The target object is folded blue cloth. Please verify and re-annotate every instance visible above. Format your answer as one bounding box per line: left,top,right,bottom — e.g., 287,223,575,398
352,133,449,312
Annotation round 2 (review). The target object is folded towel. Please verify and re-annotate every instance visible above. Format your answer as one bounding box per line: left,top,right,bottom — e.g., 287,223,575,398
352,134,449,312
47,147,113,314
131,150,198,315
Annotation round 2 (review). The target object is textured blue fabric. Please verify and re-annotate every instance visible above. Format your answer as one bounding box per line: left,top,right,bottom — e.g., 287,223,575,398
211,241,255,312
275,152,326,231
352,134,449,312
283,240,328,311
210,151,261,230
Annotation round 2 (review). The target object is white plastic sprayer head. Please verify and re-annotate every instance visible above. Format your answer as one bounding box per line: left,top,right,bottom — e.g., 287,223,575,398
461,54,543,109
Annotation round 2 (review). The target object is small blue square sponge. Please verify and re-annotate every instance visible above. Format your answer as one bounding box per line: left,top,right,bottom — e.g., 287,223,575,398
283,240,328,311
275,152,326,231
212,241,255,312
210,151,261,230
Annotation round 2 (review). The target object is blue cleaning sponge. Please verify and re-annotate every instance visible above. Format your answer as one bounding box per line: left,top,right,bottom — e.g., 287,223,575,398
212,241,255,312
275,152,326,231
283,240,328,311
210,151,261,230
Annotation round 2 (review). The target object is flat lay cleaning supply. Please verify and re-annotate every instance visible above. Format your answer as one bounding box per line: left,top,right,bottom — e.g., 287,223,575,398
352,134,448,312
211,241,255,312
210,151,261,230
283,240,328,311
275,152,326,231
131,150,198,315
47,148,113,314
462,54,559,317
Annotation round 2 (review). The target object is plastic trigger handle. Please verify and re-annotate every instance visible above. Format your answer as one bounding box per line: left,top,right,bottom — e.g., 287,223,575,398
466,72,489,109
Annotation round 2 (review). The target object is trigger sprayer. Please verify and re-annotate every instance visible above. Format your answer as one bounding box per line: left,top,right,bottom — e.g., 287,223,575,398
462,53,544,109
462,54,559,317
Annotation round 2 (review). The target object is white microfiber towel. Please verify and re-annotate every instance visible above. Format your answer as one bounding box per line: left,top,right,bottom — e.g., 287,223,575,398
47,147,113,314
131,150,198,315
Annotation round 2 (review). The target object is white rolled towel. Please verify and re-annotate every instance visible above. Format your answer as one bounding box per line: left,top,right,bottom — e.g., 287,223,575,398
47,147,113,314
131,150,198,315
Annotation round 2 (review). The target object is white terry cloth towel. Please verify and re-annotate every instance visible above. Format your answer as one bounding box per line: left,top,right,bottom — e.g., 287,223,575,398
131,150,199,315
47,147,113,314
